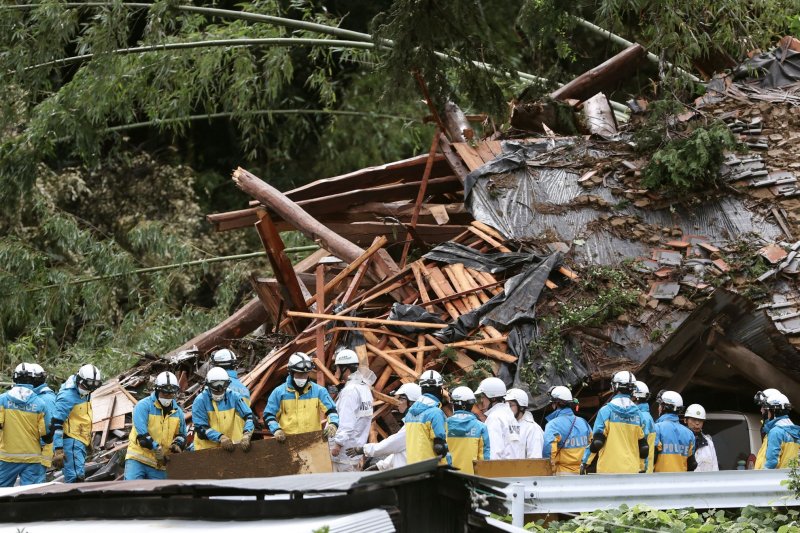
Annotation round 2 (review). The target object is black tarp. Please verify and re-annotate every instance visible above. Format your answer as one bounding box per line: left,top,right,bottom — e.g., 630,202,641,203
734,47,800,89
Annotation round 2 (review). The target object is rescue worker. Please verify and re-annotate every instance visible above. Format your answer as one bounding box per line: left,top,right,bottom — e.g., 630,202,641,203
474,377,521,459
0,363,50,486
52,364,102,483
581,370,647,474
505,388,543,459
346,383,421,470
404,370,449,464
31,364,56,474
542,385,591,474
192,367,254,453
684,403,718,472
211,348,251,404
653,390,696,472
124,371,187,480
329,349,375,472
446,386,490,474
754,388,783,469
264,352,338,442
633,380,656,473
759,393,800,469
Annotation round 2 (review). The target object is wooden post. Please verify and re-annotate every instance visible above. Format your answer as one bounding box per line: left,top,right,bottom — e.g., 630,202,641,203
315,264,326,385
254,211,310,331
400,130,440,269
662,339,707,393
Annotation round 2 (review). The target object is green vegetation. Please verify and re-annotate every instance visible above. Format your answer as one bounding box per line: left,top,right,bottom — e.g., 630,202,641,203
524,505,800,532
523,266,639,392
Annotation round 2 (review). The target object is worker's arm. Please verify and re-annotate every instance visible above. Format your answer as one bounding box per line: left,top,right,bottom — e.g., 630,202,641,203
431,410,448,458
527,424,544,459
50,392,74,449
263,388,283,434
192,395,221,442
132,401,158,450
764,429,782,469
234,395,255,434
331,388,357,446
480,424,491,460
364,427,406,458
542,423,558,460
318,387,339,428
582,408,608,464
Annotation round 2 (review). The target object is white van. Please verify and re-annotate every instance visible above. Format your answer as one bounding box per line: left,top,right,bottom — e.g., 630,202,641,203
703,411,763,470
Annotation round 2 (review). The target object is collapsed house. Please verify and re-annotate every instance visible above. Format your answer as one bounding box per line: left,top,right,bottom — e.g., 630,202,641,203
79,42,800,480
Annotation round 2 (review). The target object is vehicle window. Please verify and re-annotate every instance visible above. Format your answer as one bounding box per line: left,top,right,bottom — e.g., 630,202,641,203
703,419,749,470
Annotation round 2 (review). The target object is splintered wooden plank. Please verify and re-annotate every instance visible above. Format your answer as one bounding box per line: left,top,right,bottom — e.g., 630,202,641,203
389,336,418,367
167,432,332,479
418,264,461,320
467,268,503,296
484,141,503,157
443,264,483,310
410,262,434,312
474,142,499,165
424,334,476,372
366,344,417,382
415,335,427,375
452,142,486,171
468,225,511,252
460,268,491,304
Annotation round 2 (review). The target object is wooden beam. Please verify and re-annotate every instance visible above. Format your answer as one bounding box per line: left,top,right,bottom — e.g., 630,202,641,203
286,311,448,329
661,339,707,393
168,297,267,356
551,44,646,102
401,130,440,268
438,133,470,183
709,333,800,409
254,212,310,331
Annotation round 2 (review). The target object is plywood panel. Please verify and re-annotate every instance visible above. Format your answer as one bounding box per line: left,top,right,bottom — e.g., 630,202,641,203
167,431,333,479
473,459,552,478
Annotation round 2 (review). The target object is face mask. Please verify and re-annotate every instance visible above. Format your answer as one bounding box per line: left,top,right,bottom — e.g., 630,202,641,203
293,378,308,388
211,393,224,402
78,387,90,397
158,397,172,408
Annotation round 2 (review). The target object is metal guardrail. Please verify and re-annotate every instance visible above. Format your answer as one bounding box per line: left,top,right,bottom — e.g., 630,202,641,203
500,470,800,526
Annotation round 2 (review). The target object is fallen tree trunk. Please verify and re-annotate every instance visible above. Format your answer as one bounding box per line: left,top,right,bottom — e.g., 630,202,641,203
551,44,646,102
233,167,366,265
168,297,267,356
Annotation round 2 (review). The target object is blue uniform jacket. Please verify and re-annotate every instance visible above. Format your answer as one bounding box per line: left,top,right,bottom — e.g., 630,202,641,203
654,413,695,472
226,370,251,402
192,389,254,443
765,415,800,469
404,393,448,464
263,377,339,434
639,404,656,472
543,407,591,472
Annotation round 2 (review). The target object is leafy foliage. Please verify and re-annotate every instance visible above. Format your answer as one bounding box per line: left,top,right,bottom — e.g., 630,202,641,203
641,123,737,192
525,504,800,532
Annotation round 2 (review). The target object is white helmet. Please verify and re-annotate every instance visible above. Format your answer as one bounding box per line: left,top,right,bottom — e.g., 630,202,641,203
766,392,791,410
334,349,359,366
684,404,706,420
155,371,180,394
13,363,35,385
29,363,46,387
611,370,636,393
657,390,683,411
288,352,314,373
474,377,506,399
76,364,102,392
393,383,422,402
211,348,237,368
504,388,529,408
633,381,650,401
755,388,782,407
451,386,476,404
206,366,231,395
418,370,444,388
548,385,573,403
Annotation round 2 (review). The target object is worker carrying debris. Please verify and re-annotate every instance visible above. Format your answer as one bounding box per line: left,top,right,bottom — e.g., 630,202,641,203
51,364,102,483
505,388,543,459
653,390,697,472
124,371,187,480
757,392,800,469
542,385,591,474
263,352,338,442
192,367,255,453
329,349,375,472
446,386,490,474
211,349,251,405
31,364,56,474
475,377,521,460
581,370,648,474
684,404,719,472
347,383,421,470
0,363,50,486
633,381,656,473
405,370,450,465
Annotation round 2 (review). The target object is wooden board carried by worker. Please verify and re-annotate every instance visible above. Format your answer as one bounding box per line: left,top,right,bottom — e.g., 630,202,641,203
473,459,552,478
167,431,332,480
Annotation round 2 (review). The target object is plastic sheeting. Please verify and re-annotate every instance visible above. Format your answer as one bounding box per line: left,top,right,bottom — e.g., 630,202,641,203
423,242,537,274
386,303,446,335
734,47,800,89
